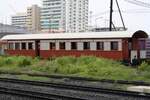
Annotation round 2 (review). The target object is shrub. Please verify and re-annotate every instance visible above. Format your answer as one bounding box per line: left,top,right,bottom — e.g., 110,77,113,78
2,56,150,82
17,57,32,67
4,57,14,65
32,57,40,64
77,56,97,65
55,56,77,66
0,57,5,67
138,61,150,72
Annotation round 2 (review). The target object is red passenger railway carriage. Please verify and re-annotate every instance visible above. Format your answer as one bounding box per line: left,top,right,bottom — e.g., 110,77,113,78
1,30,148,61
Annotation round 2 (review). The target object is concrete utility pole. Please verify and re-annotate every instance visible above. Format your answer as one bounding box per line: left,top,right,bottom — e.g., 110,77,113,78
109,0,113,31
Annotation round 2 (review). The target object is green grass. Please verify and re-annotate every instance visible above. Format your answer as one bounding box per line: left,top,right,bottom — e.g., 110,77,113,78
0,74,49,81
0,56,150,82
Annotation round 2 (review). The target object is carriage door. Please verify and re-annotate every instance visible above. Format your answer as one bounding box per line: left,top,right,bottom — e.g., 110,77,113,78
131,50,138,63
128,41,136,62
35,40,40,57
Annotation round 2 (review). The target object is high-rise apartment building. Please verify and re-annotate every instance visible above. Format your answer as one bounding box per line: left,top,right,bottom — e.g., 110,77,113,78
41,0,88,33
66,0,89,32
12,0,89,33
11,13,27,28
11,5,41,33
26,5,41,33
41,0,66,32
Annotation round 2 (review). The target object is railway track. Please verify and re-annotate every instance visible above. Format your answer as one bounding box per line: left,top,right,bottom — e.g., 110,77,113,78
43,74,150,86
0,78,150,100
1,72,150,86
0,83,85,100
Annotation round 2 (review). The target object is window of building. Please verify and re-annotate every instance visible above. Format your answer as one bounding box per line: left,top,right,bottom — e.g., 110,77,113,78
84,42,90,50
21,43,26,50
28,42,33,50
71,42,77,50
59,42,65,50
50,42,56,50
111,42,118,50
15,43,20,50
8,43,14,50
97,42,104,50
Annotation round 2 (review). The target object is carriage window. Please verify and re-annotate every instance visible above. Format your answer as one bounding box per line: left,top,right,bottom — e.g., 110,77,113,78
59,42,66,50
139,40,146,50
97,42,104,50
111,42,118,50
15,43,20,50
21,43,26,50
50,42,56,50
28,42,33,50
8,43,14,50
84,42,90,50
71,42,77,50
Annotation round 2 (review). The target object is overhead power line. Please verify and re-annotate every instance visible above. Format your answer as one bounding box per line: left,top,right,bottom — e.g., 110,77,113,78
91,10,109,17
8,3,17,13
113,9,150,13
94,9,150,19
124,0,150,8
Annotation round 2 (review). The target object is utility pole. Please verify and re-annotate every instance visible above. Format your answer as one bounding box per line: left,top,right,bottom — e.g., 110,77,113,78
109,0,113,31
116,0,126,30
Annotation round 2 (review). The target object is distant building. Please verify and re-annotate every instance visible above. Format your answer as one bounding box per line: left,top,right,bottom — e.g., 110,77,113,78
11,5,41,33
26,5,41,33
66,0,89,33
0,23,30,55
11,13,27,28
11,1,89,33
41,0,66,33
41,0,89,33
0,23,30,37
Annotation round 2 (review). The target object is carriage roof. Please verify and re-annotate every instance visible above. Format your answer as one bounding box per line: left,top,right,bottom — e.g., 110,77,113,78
1,30,148,41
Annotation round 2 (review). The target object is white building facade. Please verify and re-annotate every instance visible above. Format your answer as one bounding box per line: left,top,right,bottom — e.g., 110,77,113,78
11,13,27,28
41,0,89,33
66,0,89,33
41,0,66,32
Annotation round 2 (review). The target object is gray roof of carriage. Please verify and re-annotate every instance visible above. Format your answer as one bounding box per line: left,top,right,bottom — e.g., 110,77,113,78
1,30,148,41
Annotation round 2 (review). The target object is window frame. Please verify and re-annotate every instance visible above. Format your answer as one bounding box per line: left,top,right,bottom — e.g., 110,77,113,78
8,43,14,50
83,42,90,50
21,42,26,50
111,41,118,51
71,42,77,50
96,42,104,50
15,43,20,50
49,42,56,50
59,42,66,50
28,42,33,50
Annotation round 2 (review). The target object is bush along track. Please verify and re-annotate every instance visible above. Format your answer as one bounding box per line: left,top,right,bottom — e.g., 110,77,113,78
0,56,150,82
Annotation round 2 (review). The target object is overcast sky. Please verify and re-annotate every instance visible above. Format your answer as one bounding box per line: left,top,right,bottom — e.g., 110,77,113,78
0,0,149,33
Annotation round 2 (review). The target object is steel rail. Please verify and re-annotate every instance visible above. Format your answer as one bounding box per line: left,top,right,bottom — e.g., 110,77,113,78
1,72,150,86
0,85,85,100
0,78,150,99
25,73,150,86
